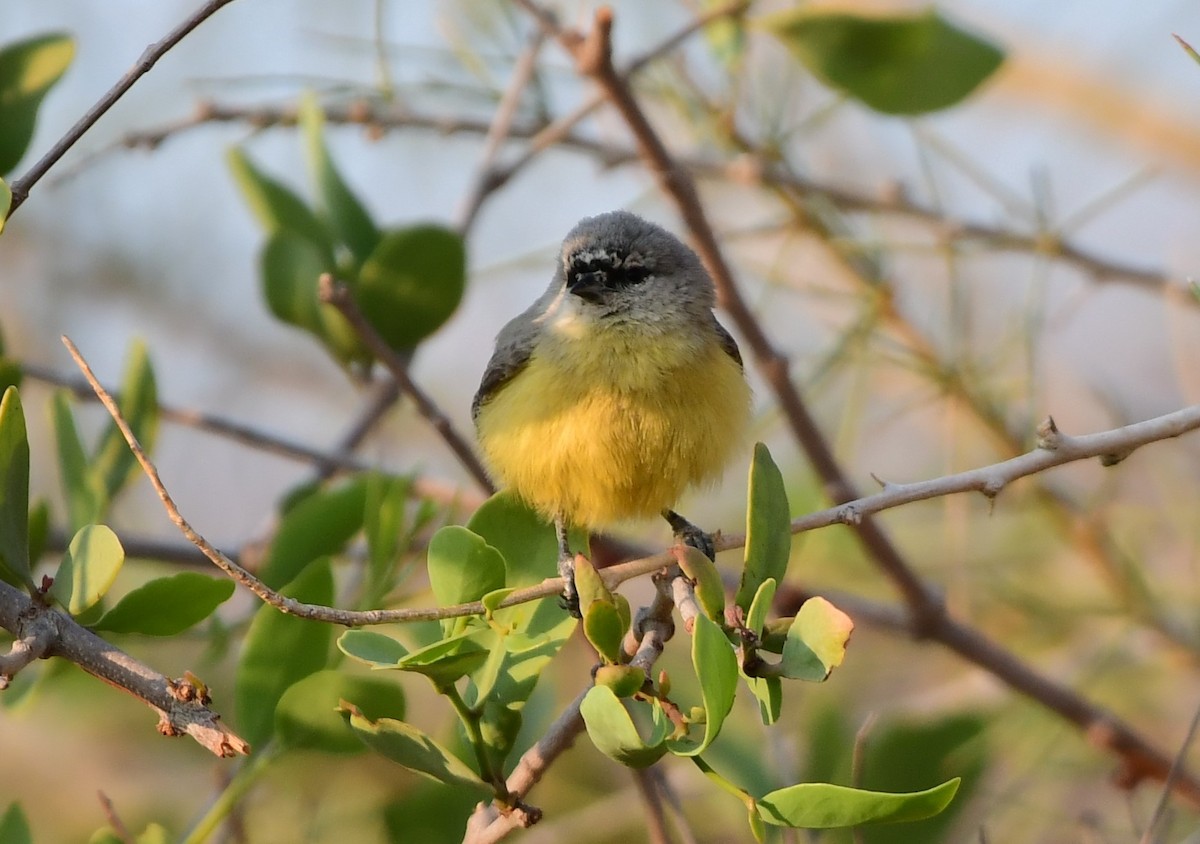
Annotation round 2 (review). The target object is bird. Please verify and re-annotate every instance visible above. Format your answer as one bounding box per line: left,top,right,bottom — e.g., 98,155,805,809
472,210,751,616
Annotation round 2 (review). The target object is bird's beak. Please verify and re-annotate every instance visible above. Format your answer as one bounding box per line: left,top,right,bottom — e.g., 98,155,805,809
567,270,608,303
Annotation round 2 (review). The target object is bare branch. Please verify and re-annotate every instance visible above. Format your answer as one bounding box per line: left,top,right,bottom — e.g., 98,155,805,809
317,275,495,493
5,0,240,217
0,580,248,757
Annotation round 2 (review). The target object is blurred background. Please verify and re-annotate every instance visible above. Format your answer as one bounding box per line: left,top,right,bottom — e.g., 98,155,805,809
4,0,1200,841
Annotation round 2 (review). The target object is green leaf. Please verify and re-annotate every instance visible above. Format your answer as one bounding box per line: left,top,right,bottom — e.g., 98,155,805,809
426,526,505,635
25,499,47,566
363,473,410,606
0,178,10,235
668,613,738,756
92,572,235,635
260,476,370,589
395,630,490,687
51,391,105,529
226,147,333,253
675,545,724,621
276,669,405,753
1176,34,1200,67
762,9,1004,116
467,491,560,587
594,664,646,698
580,685,670,768
0,387,32,588
0,801,32,844
260,230,327,333
259,231,364,365
49,524,124,615
756,778,961,828
338,629,409,667
740,579,783,725
778,597,854,681
744,577,776,637
91,340,158,504
735,444,791,612
356,225,466,352
299,93,380,264
466,491,576,639
134,825,168,844
340,704,493,795
583,599,625,664
573,553,612,616
859,713,988,844
0,33,75,175
235,559,334,748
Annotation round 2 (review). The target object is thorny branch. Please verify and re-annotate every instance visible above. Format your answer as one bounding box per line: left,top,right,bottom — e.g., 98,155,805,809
526,2,1200,811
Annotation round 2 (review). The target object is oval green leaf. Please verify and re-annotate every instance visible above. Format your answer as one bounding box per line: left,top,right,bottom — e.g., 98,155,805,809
0,33,75,175
0,801,32,844
51,391,105,530
583,599,625,664
668,613,738,756
340,704,492,795
92,572,235,635
580,685,669,768
356,225,466,352
779,597,854,681
762,9,1004,115
276,669,405,754
675,545,724,621
338,629,409,668
91,339,158,504
226,147,333,252
427,526,505,635
260,476,369,589
735,443,791,612
0,387,32,588
235,559,334,748
756,777,961,828
49,524,124,615
299,93,380,264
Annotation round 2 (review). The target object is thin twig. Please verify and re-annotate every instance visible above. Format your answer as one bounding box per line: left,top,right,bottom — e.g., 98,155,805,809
22,361,479,511
457,28,548,234
631,767,673,844
317,275,495,493
5,0,239,217
1139,698,1200,844
97,792,133,844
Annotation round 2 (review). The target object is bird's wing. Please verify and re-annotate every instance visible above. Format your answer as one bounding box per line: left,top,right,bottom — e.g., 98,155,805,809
713,316,744,370
471,311,540,423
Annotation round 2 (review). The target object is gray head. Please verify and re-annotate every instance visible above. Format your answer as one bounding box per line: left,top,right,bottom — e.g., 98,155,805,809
551,211,716,327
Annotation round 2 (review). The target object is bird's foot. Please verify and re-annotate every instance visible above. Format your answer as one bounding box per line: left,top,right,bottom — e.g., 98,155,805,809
557,553,582,618
663,509,716,562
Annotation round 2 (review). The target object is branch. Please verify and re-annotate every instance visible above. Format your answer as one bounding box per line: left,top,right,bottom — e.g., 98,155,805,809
772,409,1200,539
553,5,940,621
0,579,248,757
21,361,479,511
5,0,240,217
66,326,1200,803
317,275,495,494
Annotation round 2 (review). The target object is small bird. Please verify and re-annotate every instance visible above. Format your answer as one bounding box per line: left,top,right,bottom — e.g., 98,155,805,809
472,211,751,615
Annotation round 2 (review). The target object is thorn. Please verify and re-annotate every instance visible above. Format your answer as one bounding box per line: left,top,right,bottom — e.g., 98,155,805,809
1036,415,1060,450
869,472,887,490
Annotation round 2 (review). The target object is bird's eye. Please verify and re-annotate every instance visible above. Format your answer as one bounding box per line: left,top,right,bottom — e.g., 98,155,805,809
618,265,649,285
